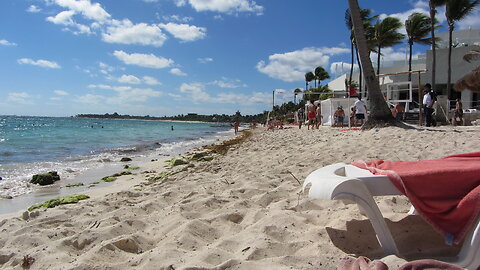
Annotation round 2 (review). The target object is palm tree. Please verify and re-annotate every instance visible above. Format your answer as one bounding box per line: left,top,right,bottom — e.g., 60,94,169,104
314,66,330,85
405,12,436,81
429,0,448,90
348,0,394,127
445,0,480,95
294,88,302,104
374,17,405,75
305,72,315,91
345,8,377,93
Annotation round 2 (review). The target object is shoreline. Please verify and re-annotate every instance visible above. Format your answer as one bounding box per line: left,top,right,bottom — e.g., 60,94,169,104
0,125,479,269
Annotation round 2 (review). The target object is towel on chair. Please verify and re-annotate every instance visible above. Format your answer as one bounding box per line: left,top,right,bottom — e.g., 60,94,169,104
352,152,480,244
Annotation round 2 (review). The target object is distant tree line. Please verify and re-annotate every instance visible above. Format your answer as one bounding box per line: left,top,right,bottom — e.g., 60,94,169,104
75,111,270,123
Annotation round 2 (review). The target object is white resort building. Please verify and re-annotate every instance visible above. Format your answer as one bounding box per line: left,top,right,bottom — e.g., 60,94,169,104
326,28,480,125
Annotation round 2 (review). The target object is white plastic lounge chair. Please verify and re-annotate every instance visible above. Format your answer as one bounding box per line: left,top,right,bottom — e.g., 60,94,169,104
302,162,480,270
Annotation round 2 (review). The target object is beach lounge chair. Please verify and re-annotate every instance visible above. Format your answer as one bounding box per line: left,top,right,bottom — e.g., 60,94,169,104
302,162,480,270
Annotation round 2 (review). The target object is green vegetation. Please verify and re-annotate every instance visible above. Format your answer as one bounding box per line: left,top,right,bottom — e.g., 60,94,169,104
166,157,189,166
28,194,89,211
147,171,176,182
75,111,267,124
64,182,84,188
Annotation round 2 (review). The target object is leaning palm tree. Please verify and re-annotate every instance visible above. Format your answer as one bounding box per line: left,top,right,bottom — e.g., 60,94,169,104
374,17,405,75
445,0,480,95
406,12,437,81
305,72,315,91
429,0,448,90
348,0,394,127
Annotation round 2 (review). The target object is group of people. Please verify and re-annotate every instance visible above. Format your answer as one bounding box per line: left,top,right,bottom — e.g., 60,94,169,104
297,101,323,130
333,96,368,127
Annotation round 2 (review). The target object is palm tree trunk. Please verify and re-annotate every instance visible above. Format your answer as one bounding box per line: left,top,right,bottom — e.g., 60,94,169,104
355,45,362,93
429,2,437,90
376,46,381,75
447,23,453,97
349,40,354,87
348,0,394,127
408,41,413,81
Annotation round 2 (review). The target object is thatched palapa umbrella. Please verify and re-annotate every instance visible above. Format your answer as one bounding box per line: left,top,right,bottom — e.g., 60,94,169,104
454,49,480,93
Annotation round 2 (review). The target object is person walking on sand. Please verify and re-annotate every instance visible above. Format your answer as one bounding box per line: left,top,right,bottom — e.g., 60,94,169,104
423,83,436,127
353,96,367,126
315,105,323,129
307,101,316,130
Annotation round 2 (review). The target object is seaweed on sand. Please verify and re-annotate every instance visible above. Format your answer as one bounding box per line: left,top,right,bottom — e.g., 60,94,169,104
204,129,252,155
28,194,89,211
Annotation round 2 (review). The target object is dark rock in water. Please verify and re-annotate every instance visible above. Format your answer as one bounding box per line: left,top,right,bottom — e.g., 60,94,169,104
120,157,132,162
0,176,2,180
30,171,61,186
1,195,13,199
124,165,130,169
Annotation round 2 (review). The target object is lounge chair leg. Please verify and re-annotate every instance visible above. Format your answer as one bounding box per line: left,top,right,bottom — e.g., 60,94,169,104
333,180,400,255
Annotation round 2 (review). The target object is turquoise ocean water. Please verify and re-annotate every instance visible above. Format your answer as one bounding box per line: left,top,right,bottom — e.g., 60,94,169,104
0,116,232,207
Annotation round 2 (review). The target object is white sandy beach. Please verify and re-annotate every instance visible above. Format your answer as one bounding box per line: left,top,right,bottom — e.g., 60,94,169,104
1,125,479,270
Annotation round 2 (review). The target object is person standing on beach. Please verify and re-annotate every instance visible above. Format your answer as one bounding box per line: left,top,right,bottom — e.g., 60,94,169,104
423,83,436,127
353,96,367,126
234,121,239,134
315,105,323,129
297,107,305,129
453,98,463,126
395,102,405,121
307,101,316,130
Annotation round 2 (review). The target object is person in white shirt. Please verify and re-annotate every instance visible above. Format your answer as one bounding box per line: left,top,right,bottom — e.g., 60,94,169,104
353,96,367,126
423,83,436,127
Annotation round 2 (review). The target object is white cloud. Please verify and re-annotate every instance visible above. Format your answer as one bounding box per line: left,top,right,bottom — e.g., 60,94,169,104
198,57,213,63
103,20,167,47
47,10,75,25
210,78,245,88
7,92,34,104
184,0,264,15
370,47,419,66
0,39,17,46
54,90,69,95
170,68,187,76
113,50,174,69
17,58,61,69
118,74,141,84
75,93,105,105
143,76,161,85
159,23,206,42
178,82,273,106
256,47,349,82
46,10,92,34
162,14,193,23
51,0,111,22
27,5,42,13
87,84,162,104
330,62,358,76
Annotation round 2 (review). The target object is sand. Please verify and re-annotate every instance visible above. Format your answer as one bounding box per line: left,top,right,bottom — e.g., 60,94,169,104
0,124,479,270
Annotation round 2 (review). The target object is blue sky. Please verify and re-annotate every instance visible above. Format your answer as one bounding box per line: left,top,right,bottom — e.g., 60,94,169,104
1,0,479,117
